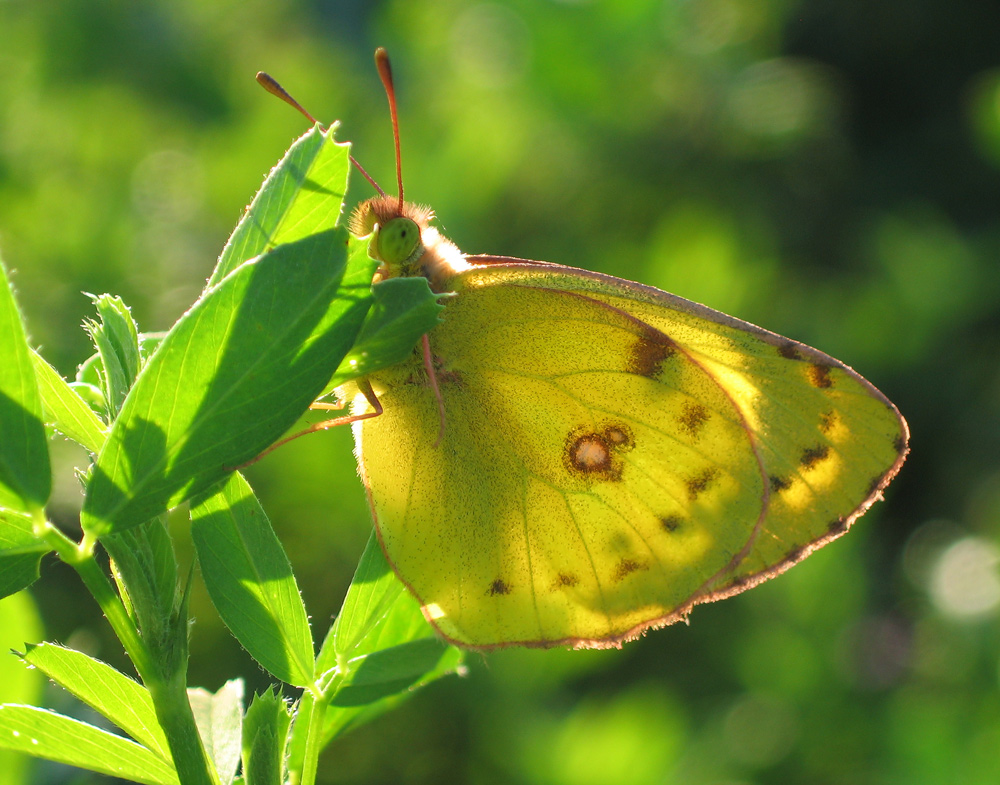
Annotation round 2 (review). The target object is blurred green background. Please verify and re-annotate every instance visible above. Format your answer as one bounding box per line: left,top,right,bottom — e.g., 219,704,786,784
2,0,999,783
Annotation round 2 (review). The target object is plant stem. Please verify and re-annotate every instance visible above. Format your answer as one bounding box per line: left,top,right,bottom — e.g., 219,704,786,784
33,513,155,682
147,674,220,785
36,514,219,785
292,689,324,785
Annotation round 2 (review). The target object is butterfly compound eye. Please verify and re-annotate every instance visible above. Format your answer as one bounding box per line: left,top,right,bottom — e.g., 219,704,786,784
376,216,421,266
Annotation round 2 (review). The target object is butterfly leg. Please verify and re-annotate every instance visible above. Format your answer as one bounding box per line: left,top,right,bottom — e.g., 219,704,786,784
421,333,447,448
234,379,383,468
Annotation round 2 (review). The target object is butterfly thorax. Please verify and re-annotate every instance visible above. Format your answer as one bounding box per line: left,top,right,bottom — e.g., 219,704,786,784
350,196,471,291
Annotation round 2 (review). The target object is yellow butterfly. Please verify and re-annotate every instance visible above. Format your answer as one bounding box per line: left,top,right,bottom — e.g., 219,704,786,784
297,50,908,649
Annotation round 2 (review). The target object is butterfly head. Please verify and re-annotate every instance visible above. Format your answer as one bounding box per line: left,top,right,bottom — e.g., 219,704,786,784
350,195,439,278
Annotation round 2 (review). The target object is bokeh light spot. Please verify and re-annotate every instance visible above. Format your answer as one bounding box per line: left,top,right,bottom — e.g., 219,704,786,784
516,685,686,785
728,58,836,147
966,68,1000,167
875,207,977,322
682,0,760,53
930,537,1000,618
645,201,744,310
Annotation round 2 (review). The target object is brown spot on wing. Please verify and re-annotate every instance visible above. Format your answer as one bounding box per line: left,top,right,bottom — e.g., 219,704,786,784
867,474,886,497
778,341,802,360
565,433,620,481
604,425,634,448
800,444,830,469
770,475,791,492
819,411,838,435
725,574,750,591
828,517,848,535
679,402,710,438
686,467,720,500
629,332,676,378
564,423,633,482
555,573,579,588
489,578,510,596
894,434,907,455
808,364,834,389
571,435,610,470
660,515,683,532
613,558,645,582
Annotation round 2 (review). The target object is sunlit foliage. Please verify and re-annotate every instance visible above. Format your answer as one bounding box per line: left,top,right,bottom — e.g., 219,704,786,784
1,0,998,782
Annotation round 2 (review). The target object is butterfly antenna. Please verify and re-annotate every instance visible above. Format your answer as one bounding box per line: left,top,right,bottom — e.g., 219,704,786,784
256,71,386,197
256,71,320,125
374,47,405,214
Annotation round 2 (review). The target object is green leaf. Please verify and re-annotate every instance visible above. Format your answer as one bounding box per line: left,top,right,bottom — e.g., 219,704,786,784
321,530,406,663
241,689,292,785
0,704,179,785
19,642,171,761
0,594,43,697
0,257,51,515
0,510,50,599
211,125,350,287
292,531,463,752
188,679,244,785
319,530,459,670
191,473,314,687
320,646,463,745
329,637,459,707
30,350,107,454
81,227,377,535
341,574,447,662
0,593,43,785
324,577,463,719
70,333,173,428
327,276,446,389
84,293,142,419
103,517,179,644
